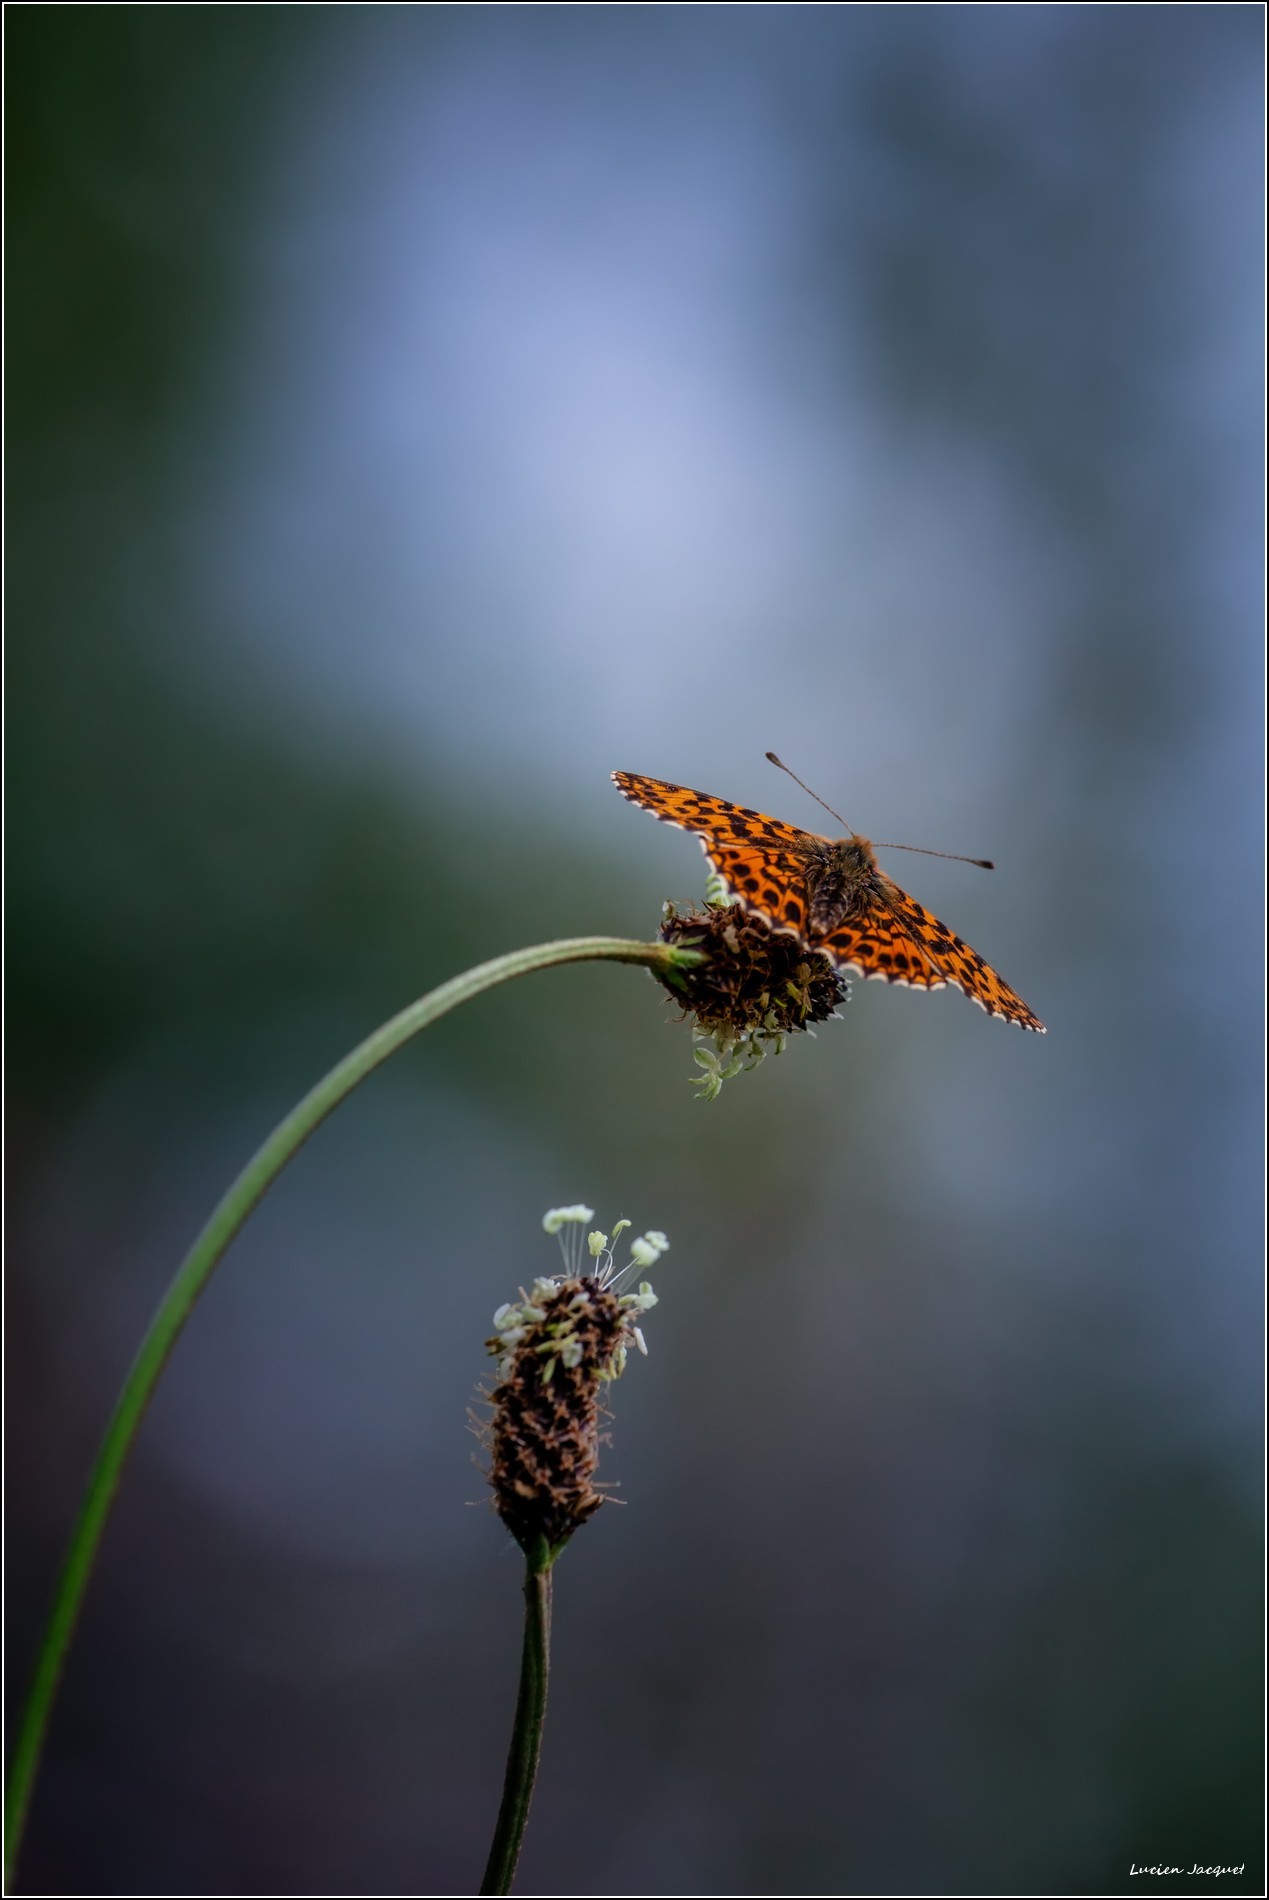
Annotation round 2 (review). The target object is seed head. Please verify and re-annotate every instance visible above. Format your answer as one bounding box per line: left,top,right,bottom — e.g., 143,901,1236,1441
482,1210,662,1559
656,898,848,1098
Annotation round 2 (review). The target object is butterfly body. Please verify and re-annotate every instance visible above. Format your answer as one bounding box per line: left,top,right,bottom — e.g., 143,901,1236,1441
612,770,1045,1033
798,834,884,934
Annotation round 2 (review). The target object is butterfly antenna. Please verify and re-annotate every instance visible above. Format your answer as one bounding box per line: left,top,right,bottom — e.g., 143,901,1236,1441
767,751,994,866
765,751,855,834
873,842,995,870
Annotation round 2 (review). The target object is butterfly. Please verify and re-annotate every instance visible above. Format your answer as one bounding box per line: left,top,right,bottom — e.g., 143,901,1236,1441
612,769,1045,1032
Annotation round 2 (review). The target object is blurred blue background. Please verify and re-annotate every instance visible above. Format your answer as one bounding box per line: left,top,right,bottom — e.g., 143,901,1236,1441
7,8,1262,1895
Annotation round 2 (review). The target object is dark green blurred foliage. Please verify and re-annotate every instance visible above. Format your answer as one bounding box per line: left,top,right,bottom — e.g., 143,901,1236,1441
7,8,1262,1897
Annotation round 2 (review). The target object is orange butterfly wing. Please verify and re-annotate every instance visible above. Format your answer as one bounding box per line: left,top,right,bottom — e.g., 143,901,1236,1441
819,885,1046,1032
611,771,813,936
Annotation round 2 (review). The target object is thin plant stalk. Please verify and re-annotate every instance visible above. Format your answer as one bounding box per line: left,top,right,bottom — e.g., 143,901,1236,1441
5,935,691,1885
480,1537,555,1897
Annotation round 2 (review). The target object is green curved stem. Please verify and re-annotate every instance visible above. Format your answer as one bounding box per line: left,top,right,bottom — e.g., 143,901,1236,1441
480,1541,555,1896
5,936,687,1884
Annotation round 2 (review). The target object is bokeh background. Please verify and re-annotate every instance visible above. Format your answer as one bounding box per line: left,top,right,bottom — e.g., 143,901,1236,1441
7,8,1262,1896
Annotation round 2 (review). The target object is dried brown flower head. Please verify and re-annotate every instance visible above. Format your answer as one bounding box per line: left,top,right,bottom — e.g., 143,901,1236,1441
656,894,848,1097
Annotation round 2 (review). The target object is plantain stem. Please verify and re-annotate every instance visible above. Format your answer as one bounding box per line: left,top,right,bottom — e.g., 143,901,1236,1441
479,1540,555,1896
